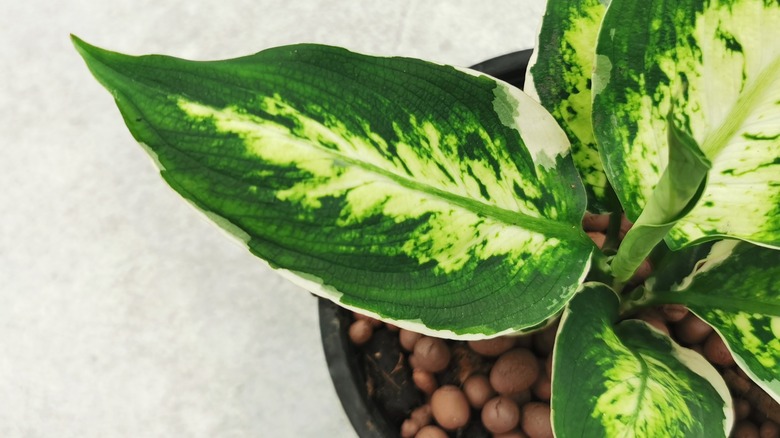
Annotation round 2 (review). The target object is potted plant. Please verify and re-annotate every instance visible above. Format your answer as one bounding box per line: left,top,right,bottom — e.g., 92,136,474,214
73,0,779,435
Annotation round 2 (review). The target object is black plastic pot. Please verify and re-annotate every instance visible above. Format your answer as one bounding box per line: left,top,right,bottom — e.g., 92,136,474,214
318,49,533,438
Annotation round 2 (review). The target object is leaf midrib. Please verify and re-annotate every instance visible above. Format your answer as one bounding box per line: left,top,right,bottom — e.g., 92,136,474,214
626,348,651,434
290,135,583,240
263,115,585,239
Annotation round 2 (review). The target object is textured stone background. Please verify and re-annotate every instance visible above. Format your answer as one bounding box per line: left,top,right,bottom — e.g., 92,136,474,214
0,1,545,436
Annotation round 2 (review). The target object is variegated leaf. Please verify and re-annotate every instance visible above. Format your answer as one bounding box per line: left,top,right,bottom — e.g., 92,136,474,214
73,37,594,339
643,240,780,403
525,0,616,213
593,0,780,249
553,283,733,437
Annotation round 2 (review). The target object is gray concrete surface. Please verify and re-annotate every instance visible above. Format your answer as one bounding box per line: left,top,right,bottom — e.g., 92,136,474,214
0,1,545,436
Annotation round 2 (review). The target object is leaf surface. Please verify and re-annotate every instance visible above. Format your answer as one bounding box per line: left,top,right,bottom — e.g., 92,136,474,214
526,0,616,213
553,283,732,437
73,37,593,339
644,241,780,402
593,0,780,249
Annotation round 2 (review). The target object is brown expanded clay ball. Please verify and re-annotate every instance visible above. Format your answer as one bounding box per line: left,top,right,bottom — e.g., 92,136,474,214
661,304,689,322
521,402,553,438
415,425,449,438
352,312,383,327
430,385,471,430
733,420,760,438
532,373,552,401
491,348,540,395
413,369,438,395
587,231,606,249
637,312,670,336
675,313,713,345
631,258,653,283
463,374,495,409
410,404,433,427
735,398,752,421
703,331,735,367
761,421,780,438
619,214,633,239
401,419,421,438
400,329,424,352
481,396,521,434
582,212,610,232
689,343,704,355
507,389,533,406
348,319,374,346
413,337,451,373
468,336,516,357
725,368,752,394
401,405,435,437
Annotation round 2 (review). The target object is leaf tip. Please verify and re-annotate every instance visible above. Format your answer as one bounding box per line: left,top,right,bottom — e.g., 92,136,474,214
71,35,122,68
70,34,97,60
70,36,134,96
71,35,108,75
69,33,84,46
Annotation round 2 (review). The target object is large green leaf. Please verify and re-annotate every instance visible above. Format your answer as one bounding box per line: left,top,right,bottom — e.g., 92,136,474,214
642,240,780,403
73,37,594,339
525,0,616,213
553,283,732,437
593,0,780,249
